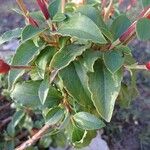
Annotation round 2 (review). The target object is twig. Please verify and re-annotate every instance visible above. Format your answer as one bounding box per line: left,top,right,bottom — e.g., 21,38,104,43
109,6,150,50
61,0,66,13
103,0,114,22
15,124,55,150
0,103,11,112
0,116,12,130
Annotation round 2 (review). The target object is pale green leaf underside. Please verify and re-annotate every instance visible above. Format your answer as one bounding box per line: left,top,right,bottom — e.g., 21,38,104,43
0,28,22,45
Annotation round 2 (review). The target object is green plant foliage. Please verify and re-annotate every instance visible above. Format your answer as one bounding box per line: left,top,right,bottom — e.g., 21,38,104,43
73,112,105,130
57,14,107,44
142,0,150,8
0,0,150,149
136,18,150,41
0,28,22,45
88,60,122,122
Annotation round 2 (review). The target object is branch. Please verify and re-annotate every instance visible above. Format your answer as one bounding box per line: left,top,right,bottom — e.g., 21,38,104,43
0,117,12,130
15,124,55,150
109,6,150,50
103,0,114,22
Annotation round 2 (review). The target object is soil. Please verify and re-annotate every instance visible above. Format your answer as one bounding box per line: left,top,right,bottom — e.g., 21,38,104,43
0,1,150,150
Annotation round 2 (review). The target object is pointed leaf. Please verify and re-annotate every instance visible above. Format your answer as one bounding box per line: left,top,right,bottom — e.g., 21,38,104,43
59,62,92,106
11,81,62,110
73,112,105,130
0,28,22,45
136,18,150,41
110,15,131,40
103,49,124,74
45,107,64,125
50,44,89,70
82,49,102,72
57,14,107,44
8,40,44,89
38,77,50,105
21,25,46,42
88,60,122,122
35,46,56,78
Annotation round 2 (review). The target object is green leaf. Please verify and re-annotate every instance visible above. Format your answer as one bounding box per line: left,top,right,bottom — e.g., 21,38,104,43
52,13,66,22
82,49,102,72
0,28,22,45
59,62,93,106
118,83,139,108
88,60,122,122
11,81,62,110
35,46,56,78
8,40,44,89
142,0,150,7
103,49,124,73
73,112,105,130
72,125,87,144
136,18,150,41
21,25,46,42
76,5,113,41
50,44,89,71
76,5,106,29
74,130,97,148
12,110,25,127
45,107,64,125
38,77,50,105
110,15,131,40
30,11,45,24
48,0,61,18
57,14,107,44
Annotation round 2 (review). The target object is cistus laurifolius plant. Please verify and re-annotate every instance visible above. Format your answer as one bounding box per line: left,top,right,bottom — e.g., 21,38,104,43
0,0,150,149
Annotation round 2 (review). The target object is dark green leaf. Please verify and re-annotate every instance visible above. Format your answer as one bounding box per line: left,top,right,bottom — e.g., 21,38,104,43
38,77,50,105
35,46,56,78
45,107,64,125
73,112,105,130
48,0,61,18
118,83,139,108
59,62,93,106
82,49,102,72
72,125,87,143
11,81,62,110
50,44,90,71
142,0,150,7
8,40,44,89
57,14,107,44
110,15,131,40
76,5,113,41
21,25,46,42
88,60,122,122
103,49,124,73
52,13,66,22
0,28,22,45
136,18,150,41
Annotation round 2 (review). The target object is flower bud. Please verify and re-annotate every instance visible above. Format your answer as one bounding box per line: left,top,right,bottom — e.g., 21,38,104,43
36,0,50,20
0,59,10,74
146,61,150,70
